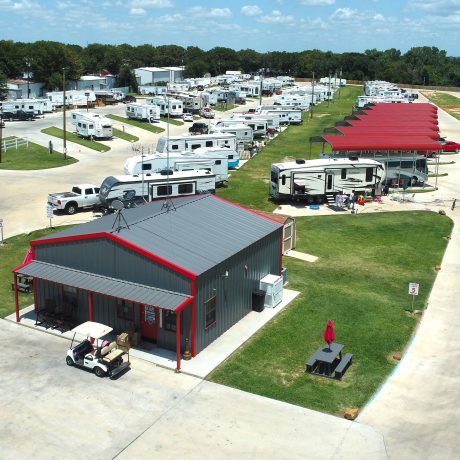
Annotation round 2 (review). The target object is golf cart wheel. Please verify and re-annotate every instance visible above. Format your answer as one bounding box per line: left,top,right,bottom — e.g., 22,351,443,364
94,367,106,378
66,356,74,366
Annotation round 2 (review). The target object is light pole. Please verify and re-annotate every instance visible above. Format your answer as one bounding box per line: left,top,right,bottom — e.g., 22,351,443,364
328,71,331,107
259,69,264,106
310,71,315,119
62,68,67,160
338,68,342,98
0,105,3,164
25,60,31,98
85,91,90,112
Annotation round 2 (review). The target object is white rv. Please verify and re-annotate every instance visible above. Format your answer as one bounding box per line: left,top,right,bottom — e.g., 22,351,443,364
123,152,229,185
156,133,237,154
126,103,161,122
269,158,384,203
47,90,96,107
209,124,253,145
215,118,268,139
1,98,54,115
256,107,303,125
98,170,216,210
146,96,183,117
70,112,113,139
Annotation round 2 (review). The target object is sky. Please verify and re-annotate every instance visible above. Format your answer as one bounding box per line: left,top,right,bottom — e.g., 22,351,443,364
1,0,460,55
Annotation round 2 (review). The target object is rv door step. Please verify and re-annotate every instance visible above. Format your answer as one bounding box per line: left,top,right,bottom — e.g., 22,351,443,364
325,194,336,205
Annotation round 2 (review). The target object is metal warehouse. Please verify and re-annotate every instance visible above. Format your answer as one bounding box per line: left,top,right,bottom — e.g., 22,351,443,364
13,195,283,371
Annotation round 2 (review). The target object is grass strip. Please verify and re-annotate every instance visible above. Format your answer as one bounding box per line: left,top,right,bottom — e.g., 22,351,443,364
106,114,164,133
41,127,110,152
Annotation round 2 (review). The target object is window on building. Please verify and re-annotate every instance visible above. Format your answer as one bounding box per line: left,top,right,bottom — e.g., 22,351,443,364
117,299,134,321
163,310,176,332
63,286,77,308
205,296,217,329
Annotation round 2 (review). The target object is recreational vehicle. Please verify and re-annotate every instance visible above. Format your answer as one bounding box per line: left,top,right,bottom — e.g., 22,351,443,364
215,118,268,139
210,123,253,145
156,133,237,154
167,91,202,113
47,90,96,107
269,158,384,203
125,103,161,122
123,152,229,185
256,107,303,125
1,98,53,115
70,111,113,139
146,96,183,117
98,170,216,210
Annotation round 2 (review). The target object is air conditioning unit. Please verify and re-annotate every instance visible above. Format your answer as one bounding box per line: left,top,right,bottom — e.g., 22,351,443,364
259,274,283,308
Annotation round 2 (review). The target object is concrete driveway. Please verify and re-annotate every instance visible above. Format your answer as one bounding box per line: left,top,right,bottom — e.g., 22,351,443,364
0,320,386,460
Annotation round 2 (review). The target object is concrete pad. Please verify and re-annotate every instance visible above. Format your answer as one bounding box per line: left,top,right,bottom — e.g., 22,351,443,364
8,289,300,379
116,380,387,460
284,249,319,263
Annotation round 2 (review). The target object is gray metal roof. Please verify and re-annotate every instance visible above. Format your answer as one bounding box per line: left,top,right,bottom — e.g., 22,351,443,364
16,261,190,310
36,195,282,275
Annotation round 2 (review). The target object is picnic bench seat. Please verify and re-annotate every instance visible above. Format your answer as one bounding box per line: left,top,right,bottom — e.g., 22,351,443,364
306,356,317,373
102,348,125,364
334,353,353,380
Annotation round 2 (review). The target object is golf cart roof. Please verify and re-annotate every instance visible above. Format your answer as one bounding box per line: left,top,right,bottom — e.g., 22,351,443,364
71,321,113,339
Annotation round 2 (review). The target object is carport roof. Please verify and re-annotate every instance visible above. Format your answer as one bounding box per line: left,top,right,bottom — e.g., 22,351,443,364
15,261,190,310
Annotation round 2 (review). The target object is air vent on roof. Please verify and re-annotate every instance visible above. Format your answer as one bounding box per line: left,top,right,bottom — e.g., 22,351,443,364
160,169,173,175
295,159,305,164
348,156,359,161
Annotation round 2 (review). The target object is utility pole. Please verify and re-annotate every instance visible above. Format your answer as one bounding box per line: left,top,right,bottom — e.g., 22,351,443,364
0,106,3,163
310,71,315,119
338,68,342,98
26,60,31,98
328,71,331,107
62,68,67,160
259,69,264,106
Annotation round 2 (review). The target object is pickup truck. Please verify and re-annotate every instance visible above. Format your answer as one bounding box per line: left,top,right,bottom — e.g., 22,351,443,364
1,110,34,121
48,184,101,215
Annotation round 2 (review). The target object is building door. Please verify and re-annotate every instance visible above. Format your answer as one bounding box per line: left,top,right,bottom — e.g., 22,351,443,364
283,222,294,253
140,305,158,341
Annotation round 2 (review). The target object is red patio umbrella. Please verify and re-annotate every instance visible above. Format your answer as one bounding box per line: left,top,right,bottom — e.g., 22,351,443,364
323,320,335,350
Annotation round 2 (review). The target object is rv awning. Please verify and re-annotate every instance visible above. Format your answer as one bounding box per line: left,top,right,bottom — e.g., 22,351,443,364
14,261,191,310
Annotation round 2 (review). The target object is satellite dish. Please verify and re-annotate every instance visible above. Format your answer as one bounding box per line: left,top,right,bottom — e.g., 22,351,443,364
112,199,124,211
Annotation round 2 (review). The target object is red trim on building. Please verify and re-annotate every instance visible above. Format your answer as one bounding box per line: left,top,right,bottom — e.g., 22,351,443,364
30,232,197,281
88,292,93,321
176,310,181,372
191,279,197,357
14,274,19,323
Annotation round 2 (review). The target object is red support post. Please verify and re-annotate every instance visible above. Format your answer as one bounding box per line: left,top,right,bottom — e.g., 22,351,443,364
191,280,196,357
14,273,20,322
175,310,181,372
88,291,93,321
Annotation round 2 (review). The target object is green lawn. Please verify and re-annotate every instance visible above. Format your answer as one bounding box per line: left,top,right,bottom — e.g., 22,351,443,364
106,114,164,133
422,92,460,121
159,116,184,126
0,137,77,170
41,127,110,152
214,103,238,112
0,227,72,318
209,211,453,415
217,86,362,210
112,128,139,142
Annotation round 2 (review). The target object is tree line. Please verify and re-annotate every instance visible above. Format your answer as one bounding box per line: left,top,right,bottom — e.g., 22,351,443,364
1,40,460,93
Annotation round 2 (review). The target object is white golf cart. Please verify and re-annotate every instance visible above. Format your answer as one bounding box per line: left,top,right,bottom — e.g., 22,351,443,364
66,321,130,379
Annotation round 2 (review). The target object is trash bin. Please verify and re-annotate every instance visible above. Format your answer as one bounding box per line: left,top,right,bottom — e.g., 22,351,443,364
252,289,265,312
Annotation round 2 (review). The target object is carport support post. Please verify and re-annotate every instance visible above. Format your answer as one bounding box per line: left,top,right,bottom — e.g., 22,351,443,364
191,281,196,357
88,291,93,321
14,273,20,322
175,311,181,372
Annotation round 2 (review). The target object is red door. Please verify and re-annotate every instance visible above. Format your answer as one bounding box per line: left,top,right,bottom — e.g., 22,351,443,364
140,305,158,341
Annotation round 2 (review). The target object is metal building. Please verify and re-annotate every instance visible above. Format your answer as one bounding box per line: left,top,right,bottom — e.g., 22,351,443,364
13,195,283,371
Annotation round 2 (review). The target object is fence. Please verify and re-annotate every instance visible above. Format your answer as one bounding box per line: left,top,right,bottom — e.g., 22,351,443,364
2,137,29,151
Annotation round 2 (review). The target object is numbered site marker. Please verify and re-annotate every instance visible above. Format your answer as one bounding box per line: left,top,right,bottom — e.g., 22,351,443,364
408,282,420,311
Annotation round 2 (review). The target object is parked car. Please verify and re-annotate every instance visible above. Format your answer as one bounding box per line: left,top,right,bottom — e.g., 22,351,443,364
189,122,209,134
199,107,215,119
1,110,34,121
123,95,137,104
441,140,460,152
182,113,194,122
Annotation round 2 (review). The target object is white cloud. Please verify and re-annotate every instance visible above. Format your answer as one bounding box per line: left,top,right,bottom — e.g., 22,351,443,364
130,7,146,15
241,5,262,16
129,0,173,7
330,7,359,22
258,10,295,24
301,0,335,5
408,0,460,14
159,13,185,22
189,6,232,18
373,13,385,21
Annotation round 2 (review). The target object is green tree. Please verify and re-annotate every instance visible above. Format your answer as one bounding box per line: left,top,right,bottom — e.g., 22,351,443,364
0,71,8,100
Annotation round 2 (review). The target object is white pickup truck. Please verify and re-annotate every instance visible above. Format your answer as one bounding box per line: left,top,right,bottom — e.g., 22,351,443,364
48,184,101,215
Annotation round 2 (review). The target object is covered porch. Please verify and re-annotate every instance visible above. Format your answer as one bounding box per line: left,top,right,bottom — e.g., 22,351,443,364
12,260,194,371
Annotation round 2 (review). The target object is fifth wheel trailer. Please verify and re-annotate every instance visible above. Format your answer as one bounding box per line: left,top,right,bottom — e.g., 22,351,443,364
269,158,384,203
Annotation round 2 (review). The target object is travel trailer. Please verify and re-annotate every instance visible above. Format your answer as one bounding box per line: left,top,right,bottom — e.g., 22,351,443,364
123,152,229,185
146,96,183,117
1,98,53,115
155,133,237,154
125,103,161,122
269,157,384,202
256,107,303,125
98,170,216,210
47,90,96,107
215,118,268,139
70,111,113,139
210,123,253,145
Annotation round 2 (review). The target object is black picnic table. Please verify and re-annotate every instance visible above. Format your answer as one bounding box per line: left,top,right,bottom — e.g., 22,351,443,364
306,342,344,378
